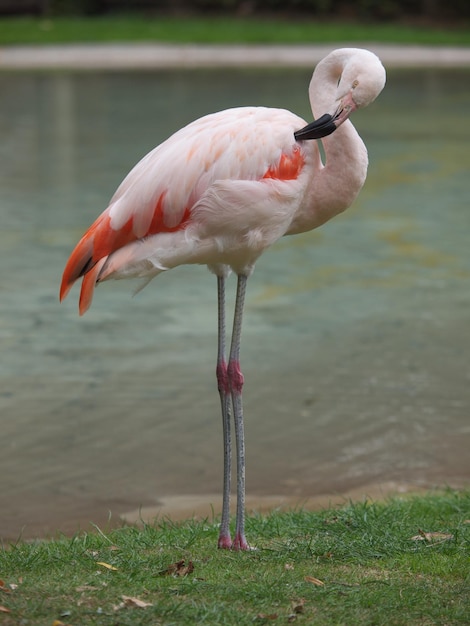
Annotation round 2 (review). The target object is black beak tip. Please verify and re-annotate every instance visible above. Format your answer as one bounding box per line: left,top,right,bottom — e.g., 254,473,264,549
294,113,337,141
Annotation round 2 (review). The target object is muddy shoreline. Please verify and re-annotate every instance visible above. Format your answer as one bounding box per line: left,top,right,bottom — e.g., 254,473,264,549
5,480,466,543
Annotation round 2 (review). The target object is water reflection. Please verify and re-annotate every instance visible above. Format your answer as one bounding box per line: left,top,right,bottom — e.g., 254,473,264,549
0,67,469,540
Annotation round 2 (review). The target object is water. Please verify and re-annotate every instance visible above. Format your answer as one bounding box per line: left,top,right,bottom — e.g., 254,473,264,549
0,67,469,540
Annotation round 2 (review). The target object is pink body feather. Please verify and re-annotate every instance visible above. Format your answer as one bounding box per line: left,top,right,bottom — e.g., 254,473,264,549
60,107,316,314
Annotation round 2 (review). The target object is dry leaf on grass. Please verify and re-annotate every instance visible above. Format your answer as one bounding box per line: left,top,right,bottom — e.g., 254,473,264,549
1,580,19,593
123,595,153,608
255,613,278,620
96,561,118,571
291,598,305,614
410,529,454,543
113,595,153,611
0,605,11,613
159,559,194,577
304,576,325,586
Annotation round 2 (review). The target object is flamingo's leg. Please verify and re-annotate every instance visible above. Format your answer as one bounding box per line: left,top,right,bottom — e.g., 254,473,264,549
228,274,249,551
216,275,232,549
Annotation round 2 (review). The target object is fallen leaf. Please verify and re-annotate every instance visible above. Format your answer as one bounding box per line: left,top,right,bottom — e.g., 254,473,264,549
291,598,305,614
96,561,118,571
0,580,16,593
255,613,278,620
305,576,325,586
0,605,11,613
411,530,454,542
113,595,153,611
122,595,153,608
159,559,194,577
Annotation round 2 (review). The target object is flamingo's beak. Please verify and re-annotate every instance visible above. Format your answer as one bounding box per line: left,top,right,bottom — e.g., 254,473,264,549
294,113,336,140
294,91,357,141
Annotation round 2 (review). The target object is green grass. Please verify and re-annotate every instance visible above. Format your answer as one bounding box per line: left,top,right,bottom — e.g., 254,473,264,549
0,15,469,46
1,490,469,625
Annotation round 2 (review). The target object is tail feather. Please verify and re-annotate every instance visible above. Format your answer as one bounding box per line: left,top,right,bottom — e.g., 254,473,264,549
59,210,135,309
60,191,192,314
78,257,107,315
59,231,95,303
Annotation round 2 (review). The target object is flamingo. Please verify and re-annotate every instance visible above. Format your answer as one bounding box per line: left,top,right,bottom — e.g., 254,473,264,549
60,48,386,550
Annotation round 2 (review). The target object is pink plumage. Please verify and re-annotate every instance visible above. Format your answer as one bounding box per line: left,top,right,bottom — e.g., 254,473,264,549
60,107,310,313
60,48,386,549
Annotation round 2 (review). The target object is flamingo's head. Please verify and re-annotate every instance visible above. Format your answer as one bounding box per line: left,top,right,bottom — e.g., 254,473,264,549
294,48,386,141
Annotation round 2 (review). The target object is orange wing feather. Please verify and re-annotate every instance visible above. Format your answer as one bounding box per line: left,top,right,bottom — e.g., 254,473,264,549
262,146,304,181
60,191,192,313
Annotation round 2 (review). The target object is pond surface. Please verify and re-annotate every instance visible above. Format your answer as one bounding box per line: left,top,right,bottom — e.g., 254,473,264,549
0,66,469,540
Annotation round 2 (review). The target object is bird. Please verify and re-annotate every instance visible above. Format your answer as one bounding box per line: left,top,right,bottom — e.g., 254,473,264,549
60,48,386,551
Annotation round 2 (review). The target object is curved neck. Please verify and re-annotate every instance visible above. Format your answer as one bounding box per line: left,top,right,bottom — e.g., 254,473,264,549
309,50,369,215
309,50,344,117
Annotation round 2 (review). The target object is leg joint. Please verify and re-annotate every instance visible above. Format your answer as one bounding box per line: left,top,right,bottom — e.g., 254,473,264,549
216,360,230,394
227,360,244,393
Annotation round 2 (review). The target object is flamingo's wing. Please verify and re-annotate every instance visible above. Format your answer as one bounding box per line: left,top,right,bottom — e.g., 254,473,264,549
60,107,306,314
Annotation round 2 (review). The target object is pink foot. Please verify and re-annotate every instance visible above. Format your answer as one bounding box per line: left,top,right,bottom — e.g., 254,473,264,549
232,532,250,551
